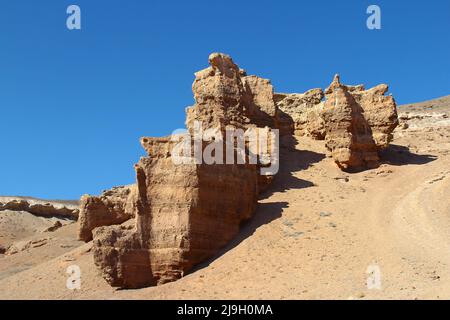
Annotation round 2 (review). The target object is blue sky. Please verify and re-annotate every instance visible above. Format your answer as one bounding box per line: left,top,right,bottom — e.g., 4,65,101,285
0,0,449,199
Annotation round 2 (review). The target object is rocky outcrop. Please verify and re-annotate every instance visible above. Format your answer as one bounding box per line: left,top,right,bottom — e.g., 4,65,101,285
347,82,399,148
242,75,278,129
5,237,51,255
186,53,278,132
321,75,398,170
90,53,275,288
43,220,63,233
80,54,399,288
274,89,325,139
93,140,258,287
77,185,137,242
184,53,278,191
186,53,248,132
0,197,79,219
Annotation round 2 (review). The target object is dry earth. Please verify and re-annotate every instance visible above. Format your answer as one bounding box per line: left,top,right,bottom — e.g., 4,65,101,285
0,95,449,300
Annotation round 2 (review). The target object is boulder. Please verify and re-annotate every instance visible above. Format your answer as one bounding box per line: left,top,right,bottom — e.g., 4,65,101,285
77,185,137,242
43,220,63,233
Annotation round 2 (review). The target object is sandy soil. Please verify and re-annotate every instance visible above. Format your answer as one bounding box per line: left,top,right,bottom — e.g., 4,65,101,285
0,95,448,300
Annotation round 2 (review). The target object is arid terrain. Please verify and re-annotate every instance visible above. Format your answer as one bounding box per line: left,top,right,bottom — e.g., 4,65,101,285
0,95,449,300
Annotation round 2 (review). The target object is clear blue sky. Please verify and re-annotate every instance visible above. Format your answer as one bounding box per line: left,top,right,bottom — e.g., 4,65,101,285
0,0,449,199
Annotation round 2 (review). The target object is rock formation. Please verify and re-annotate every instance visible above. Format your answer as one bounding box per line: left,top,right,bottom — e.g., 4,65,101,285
0,197,79,219
78,54,399,289
5,237,51,256
273,75,398,170
43,220,63,233
186,53,278,132
321,75,398,169
274,88,325,139
90,53,278,288
77,185,137,242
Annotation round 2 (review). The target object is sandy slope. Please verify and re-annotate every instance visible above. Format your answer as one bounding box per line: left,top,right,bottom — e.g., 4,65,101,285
0,95,448,300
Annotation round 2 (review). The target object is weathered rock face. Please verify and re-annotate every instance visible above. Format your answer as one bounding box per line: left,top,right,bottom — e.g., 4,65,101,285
242,75,278,129
90,54,271,288
77,185,137,242
350,83,399,148
186,53,248,132
274,89,325,139
93,140,259,288
321,75,398,169
186,53,278,132
185,53,279,190
92,222,153,288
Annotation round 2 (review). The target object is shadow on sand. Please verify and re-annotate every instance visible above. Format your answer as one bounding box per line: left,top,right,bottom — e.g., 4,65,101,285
379,144,438,166
190,136,326,274
339,144,438,174
259,137,325,199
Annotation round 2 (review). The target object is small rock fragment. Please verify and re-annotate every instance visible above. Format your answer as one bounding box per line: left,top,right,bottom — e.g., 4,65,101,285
43,220,63,233
320,211,332,217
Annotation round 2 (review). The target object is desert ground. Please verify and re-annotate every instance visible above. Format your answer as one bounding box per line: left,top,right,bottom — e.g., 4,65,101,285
0,95,449,300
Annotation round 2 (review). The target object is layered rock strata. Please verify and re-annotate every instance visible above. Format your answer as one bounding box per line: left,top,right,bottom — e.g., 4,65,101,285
90,53,277,288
